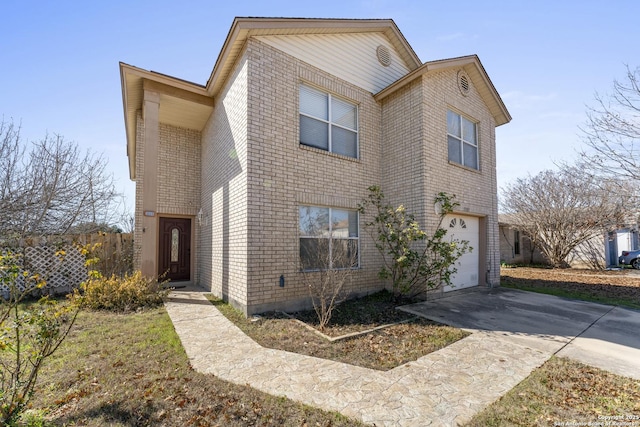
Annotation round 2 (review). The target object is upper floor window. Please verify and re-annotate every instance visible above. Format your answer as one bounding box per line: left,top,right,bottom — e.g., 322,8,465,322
299,206,359,270
299,84,358,159
447,110,478,170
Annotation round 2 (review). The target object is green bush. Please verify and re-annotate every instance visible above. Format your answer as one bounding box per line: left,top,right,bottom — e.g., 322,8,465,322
78,271,169,312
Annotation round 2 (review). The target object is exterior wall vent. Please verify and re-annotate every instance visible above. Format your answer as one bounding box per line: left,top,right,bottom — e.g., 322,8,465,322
376,45,391,67
458,70,471,96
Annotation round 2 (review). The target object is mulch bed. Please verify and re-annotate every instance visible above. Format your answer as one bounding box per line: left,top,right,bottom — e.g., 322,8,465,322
211,291,469,371
290,290,419,337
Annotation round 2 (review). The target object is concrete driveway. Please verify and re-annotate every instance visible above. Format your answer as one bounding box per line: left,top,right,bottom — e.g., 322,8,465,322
400,287,640,380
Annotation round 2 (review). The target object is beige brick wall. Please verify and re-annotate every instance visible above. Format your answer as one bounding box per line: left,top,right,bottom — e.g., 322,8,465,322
240,39,386,314
132,112,202,274
157,123,201,216
198,50,249,310
379,68,501,287
379,79,426,221
133,112,144,270
195,39,502,314
420,68,500,286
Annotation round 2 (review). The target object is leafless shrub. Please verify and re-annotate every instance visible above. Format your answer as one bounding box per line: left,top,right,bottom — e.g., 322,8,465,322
298,208,358,330
501,167,626,268
0,118,121,240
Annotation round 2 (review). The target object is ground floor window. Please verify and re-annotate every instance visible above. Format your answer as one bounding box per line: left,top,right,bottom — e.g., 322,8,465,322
299,206,359,270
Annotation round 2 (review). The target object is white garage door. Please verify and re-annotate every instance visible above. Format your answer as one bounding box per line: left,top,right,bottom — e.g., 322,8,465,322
443,214,479,292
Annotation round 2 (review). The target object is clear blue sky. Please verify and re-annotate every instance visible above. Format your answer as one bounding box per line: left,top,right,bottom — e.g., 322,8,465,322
2,0,639,217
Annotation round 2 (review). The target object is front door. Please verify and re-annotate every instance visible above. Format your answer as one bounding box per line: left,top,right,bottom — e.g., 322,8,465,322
158,217,191,282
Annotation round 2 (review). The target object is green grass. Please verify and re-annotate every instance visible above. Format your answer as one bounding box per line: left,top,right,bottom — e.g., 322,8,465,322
26,307,367,426
502,282,640,310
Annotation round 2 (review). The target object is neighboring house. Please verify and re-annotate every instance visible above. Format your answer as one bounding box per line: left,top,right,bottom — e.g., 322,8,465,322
499,215,640,269
603,228,639,268
119,17,511,315
498,216,548,266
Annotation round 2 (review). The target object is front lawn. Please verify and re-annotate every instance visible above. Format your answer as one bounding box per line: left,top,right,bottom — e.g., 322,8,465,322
28,308,366,426
23,269,640,426
466,357,640,426
501,266,640,309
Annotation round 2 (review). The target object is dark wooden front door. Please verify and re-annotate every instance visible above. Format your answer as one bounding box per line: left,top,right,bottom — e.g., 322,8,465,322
159,217,191,281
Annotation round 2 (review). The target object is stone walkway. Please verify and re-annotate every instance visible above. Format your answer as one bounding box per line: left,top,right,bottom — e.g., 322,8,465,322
165,290,553,426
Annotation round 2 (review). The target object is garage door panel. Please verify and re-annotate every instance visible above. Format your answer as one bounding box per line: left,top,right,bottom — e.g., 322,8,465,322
443,215,479,292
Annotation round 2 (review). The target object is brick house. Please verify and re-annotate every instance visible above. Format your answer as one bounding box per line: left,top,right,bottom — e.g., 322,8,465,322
498,216,548,266
499,214,640,269
119,17,511,315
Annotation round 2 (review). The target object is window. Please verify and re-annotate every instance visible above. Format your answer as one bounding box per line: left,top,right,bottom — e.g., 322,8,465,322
447,110,478,169
299,206,359,270
514,230,521,255
171,228,179,262
299,84,358,158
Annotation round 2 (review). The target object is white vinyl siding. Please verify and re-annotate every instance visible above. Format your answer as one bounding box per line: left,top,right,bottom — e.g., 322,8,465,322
257,33,412,93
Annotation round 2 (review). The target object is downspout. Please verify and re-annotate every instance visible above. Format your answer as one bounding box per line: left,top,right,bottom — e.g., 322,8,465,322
488,124,498,288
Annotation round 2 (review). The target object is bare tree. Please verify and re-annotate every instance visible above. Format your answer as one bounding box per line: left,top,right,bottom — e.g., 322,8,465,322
501,167,626,268
0,119,120,241
298,207,357,330
579,65,640,183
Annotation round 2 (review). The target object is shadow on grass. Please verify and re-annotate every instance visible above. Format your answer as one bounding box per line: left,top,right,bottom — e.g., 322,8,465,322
54,400,159,426
501,275,640,310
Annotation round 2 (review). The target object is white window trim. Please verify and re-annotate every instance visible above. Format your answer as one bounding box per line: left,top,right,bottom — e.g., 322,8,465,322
299,206,360,271
299,84,359,159
447,110,479,170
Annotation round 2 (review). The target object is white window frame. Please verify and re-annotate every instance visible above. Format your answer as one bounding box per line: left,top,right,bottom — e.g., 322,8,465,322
299,84,359,159
299,206,360,271
447,110,479,170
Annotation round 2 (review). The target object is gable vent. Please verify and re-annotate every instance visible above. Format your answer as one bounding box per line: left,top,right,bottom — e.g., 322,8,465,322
458,70,471,96
376,45,391,67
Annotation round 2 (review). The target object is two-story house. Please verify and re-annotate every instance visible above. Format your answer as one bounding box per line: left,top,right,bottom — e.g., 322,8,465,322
119,17,511,315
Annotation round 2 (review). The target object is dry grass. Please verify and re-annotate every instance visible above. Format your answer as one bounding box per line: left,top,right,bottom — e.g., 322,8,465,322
501,266,640,309
27,308,366,427
465,267,640,426
25,270,640,425
466,357,640,426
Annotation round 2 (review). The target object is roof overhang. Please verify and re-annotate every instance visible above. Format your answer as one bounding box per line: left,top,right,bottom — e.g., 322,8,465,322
120,18,421,180
205,17,422,96
120,63,214,179
374,55,512,127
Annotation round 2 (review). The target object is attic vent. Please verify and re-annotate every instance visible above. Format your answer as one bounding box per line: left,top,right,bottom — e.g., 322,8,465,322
458,70,471,96
376,45,391,67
